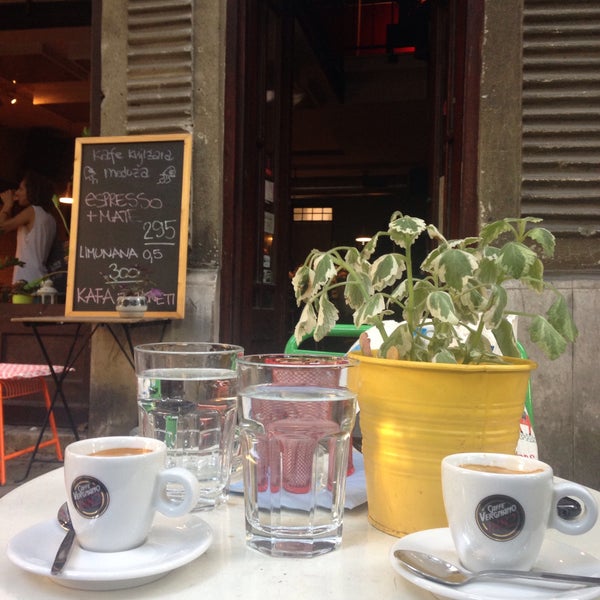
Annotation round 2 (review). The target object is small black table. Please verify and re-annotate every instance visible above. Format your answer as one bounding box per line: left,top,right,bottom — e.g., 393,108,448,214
10,315,170,478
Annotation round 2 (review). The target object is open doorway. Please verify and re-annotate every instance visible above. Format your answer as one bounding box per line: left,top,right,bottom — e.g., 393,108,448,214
290,0,431,270
224,0,482,354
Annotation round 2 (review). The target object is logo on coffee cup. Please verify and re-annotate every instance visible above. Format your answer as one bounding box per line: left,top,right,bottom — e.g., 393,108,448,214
475,494,525,541
71,476,110,518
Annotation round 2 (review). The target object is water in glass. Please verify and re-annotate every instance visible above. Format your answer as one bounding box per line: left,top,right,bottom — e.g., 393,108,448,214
239,384,356,557
137,367,237,510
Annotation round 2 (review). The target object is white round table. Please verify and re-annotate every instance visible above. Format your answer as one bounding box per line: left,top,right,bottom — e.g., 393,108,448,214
1,468,600,599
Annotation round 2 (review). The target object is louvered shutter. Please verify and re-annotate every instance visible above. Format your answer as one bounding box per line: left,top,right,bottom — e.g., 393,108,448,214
522,0,600,268
127,0,193,133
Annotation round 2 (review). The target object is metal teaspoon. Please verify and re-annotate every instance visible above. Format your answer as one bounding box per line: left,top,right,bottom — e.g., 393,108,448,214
394,549,600,588
51,502,76,575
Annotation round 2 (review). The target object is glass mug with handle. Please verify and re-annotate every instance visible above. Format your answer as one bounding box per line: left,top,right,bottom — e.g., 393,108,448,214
237,354,358,558
135,342,244,510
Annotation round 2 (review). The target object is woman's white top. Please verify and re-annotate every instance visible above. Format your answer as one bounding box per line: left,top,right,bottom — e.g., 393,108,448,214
12,206,57,283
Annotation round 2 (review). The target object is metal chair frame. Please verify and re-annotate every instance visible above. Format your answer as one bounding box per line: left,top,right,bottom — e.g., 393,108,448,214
0,376,63,485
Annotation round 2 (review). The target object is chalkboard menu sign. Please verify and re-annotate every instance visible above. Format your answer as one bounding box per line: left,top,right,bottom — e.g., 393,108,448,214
65,134,191,318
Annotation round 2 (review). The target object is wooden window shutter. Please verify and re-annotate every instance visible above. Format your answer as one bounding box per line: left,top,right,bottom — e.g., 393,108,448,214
522,1,600,269
126,0,193,133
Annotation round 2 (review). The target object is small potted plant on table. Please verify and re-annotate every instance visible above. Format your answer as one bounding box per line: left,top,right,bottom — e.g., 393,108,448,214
0,256,26,302
103,265,163,317
10,279,36,304
292,212,577,536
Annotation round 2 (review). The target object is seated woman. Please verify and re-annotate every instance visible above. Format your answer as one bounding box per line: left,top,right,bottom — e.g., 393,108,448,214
0,171,57,284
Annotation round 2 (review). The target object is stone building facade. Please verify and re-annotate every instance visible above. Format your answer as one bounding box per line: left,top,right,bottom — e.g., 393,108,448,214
93,1,600,489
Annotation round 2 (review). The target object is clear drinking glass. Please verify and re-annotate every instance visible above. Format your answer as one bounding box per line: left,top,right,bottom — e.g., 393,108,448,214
134,342,244,510
237,354,357,557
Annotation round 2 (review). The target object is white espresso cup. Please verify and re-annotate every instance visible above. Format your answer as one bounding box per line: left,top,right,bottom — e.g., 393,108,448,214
64,436,200,552
442,452,598,572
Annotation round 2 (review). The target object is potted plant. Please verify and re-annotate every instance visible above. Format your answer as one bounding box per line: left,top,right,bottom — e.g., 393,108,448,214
9,271,67,304
292,212,577,536
9,279,36,304
103,265,163,317
0,256,25,302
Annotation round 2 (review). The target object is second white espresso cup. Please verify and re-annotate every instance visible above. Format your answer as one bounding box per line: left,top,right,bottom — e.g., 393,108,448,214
64,436,200,552
442,452,598,572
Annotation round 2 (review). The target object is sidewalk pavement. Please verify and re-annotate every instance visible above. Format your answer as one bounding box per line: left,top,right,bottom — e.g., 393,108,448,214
0,426,78,499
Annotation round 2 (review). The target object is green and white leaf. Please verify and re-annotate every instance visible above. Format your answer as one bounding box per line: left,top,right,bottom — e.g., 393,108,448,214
294,303,317,344
344,247,362,268
481,284,507,329
426,291,459,324
292,265,314,303
525,226,555,258
497,242,538,279
521,258,545,293
410,279,436,319
380,321,413,360
479,219,514,245
491,318,520,358
457,284,486,314
477,253,502,284
361,234,379,260
389,279,409,302
389,214,427,249
434,249,477,290
431,348,458,364
344,269,372,310
547,295,578,342
353,294,387,326
313,253,337,289
529,315,568,360
313,293,339,341
370,253,406,291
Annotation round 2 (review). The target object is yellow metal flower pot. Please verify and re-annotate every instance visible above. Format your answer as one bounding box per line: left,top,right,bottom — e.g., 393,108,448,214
350,352,537,537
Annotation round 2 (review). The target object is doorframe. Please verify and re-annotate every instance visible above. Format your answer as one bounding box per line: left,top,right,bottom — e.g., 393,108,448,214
220,0,243,344
221,0,293,352
221,0,485,347
429,0,483,238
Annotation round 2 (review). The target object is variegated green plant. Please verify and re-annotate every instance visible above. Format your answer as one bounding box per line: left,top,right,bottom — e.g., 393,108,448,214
292,212,577,364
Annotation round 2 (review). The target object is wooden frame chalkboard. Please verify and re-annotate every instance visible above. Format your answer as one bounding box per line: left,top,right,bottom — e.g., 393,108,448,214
65,134,192,318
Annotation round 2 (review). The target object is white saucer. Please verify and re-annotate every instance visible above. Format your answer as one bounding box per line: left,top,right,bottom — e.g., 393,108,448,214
7,513,213,591
390,528,600,600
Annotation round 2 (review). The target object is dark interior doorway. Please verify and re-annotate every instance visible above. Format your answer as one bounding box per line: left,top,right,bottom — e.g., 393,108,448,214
290,0,432,264
224,0,483,354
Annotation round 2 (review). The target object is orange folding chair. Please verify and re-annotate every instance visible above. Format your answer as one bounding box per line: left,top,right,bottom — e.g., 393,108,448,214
0,365,65,485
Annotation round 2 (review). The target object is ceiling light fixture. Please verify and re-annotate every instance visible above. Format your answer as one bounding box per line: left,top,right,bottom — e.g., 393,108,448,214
355,223,372,245
59,181,73,204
